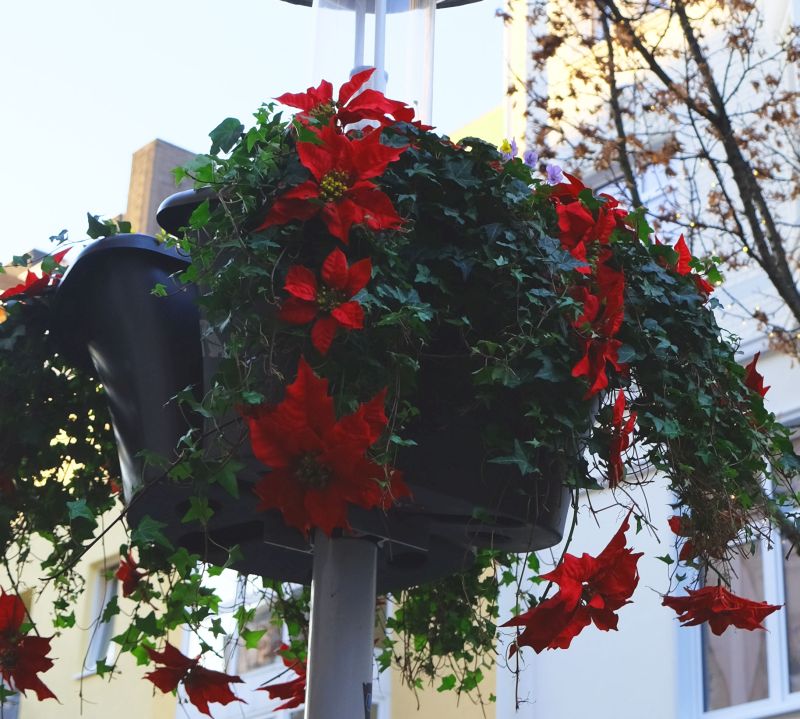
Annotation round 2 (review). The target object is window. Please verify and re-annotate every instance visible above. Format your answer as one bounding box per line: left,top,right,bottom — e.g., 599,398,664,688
0,690,20,719
679,516,800,717
82,565,118,675
228,603,284,676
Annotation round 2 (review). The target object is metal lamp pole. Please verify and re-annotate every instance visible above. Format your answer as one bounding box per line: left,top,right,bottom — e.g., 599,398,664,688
273,0,481,715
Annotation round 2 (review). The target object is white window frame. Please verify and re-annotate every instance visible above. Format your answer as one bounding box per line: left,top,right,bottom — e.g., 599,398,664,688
678,425,800,718
79,563,118,677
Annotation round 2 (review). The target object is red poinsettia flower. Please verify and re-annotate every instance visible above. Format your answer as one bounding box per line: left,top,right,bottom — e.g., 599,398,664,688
571,337,623,399
277,68,417,129
557,196,623,256
570,249,626,399
744,352,770,397
662,585,780,635
245,357,409,536
502,514,642,653
672,235,714,298
280,249,371,354
257,124,406,243
608,390,636,488
116,551,145,598
145,643,244,717
0,591,56,701
259,644,306,710
0,249,70,301
668,515,697,562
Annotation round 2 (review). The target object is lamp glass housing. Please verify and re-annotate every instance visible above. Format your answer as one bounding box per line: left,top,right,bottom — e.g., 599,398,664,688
312,0,436,123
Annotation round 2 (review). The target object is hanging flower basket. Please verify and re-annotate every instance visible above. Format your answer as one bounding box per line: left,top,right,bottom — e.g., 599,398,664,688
1,69,799,712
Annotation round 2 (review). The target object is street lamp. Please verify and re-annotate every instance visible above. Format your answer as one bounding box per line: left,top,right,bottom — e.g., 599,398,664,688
274,1,484,717
281,0,480,124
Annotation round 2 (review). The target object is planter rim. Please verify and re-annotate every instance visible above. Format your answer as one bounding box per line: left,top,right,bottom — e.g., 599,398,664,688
156,188,217,236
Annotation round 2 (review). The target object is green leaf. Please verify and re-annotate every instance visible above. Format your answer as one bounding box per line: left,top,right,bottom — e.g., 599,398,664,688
242,628,267,649
209,117,244,154
437,674,457,692
131,516,174,550
150,283,168,297
181,496,214,525
488,440,537,476
212,461,241,499
86,213,113,239
189,200,211,230
67,498,95,523
656,554,674,565
101,596,119,624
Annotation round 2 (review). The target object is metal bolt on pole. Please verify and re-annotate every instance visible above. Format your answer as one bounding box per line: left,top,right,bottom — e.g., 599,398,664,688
305,531,378,719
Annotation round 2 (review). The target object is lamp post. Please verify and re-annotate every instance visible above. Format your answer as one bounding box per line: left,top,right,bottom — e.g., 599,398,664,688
281,0,480,125
275,0,480,715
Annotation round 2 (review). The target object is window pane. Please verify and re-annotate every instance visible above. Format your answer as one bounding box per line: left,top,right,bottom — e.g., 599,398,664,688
233,604,284,675
85,572,118,672
702,546,769,711
783,536,800,693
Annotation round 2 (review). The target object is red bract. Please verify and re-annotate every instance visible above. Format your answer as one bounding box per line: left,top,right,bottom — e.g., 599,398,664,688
668,515,697,562
608,390,636,488
1,271,52,301
257,124,406,243
662,586,780,635
0,591,56,701
571,337,623,398
145,643,244,717
116,551,145,598
277,68,416,128
0,249,70,301
502,514,641,653
260,644,306,710
245,357,409,536
280,249,371,355
744,352,770,397
672,235,714,298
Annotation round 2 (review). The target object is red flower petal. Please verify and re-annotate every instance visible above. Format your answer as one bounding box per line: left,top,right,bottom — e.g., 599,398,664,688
284,265,318,301
673,235,692,275
116,552,145,598
338,67,375,106
256,182,321,231
662,585,780,636
311,316,339,354
502,514,641,653
744,352,770,397
146,643,243,717
321,249,349,291
279,297,319,326
331,301,364,330
345,257,372,296
276,80,334,113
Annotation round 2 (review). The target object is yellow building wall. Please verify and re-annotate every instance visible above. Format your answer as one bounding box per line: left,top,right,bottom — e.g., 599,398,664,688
12,524,178,719
390,671,494,719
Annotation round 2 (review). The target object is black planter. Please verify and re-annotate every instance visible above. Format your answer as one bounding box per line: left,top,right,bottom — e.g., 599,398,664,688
53,217,568,591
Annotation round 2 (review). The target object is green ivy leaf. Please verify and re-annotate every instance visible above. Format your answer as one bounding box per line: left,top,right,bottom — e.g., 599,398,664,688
131,516,174,550
209,117,244,154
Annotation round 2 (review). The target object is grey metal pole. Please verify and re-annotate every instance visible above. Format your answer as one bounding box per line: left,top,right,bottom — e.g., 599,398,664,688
305,531,378,719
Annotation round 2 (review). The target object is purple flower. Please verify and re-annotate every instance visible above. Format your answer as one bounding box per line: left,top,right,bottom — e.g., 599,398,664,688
546,164,564,185
523,149,538,168
500,138,518,162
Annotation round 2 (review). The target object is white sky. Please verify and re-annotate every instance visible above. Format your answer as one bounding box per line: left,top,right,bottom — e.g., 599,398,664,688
0,0,503,260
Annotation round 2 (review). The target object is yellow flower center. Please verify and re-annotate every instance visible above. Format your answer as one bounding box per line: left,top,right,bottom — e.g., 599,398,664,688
295,453,332,490
319,170,350,202
316,286,347,312
311,102,336,124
